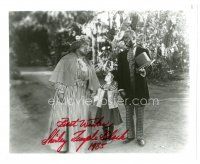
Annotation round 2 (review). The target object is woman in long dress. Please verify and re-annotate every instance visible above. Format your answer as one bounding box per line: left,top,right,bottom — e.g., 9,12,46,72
46,36,100,153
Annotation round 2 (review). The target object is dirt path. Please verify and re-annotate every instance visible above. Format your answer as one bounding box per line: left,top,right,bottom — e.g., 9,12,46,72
10,70,189,153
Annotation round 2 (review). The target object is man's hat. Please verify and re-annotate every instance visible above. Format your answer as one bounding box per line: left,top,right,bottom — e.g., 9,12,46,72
114,29,136,41
122,30,136,40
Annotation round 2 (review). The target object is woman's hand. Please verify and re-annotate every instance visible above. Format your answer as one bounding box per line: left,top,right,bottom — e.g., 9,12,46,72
91,92,97,98
89,90,98,104
58,92,64,102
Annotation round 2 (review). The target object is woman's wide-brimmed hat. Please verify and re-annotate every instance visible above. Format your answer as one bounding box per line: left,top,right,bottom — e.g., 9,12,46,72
70,35,90,52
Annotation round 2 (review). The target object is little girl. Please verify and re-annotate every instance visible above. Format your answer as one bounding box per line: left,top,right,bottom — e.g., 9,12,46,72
94,70,123,143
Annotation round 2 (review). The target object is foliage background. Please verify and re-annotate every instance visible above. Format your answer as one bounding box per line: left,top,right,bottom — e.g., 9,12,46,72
9,11,189,81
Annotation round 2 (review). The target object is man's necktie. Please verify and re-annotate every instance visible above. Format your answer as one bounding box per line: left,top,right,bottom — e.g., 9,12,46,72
127,47,136,99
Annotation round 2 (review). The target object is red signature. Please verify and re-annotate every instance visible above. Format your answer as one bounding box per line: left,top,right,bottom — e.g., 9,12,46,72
41,128,67,152
42,117,128,152
71,129,128,152
56,117,112,128
42,128,128,152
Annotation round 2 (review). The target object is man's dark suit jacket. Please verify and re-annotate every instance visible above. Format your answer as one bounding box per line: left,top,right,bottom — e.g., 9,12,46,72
117,46,150,105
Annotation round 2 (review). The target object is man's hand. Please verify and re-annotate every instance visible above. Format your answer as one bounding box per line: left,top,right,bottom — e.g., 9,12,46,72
138,68,146,77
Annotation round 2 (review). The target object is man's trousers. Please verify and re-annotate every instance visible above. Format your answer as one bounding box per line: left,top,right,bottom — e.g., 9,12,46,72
125,105,145,139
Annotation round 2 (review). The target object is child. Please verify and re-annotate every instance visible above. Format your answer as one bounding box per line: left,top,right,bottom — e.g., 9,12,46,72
94,70,123,143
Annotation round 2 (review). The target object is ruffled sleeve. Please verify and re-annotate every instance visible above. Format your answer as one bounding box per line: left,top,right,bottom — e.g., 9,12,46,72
49,54,77,86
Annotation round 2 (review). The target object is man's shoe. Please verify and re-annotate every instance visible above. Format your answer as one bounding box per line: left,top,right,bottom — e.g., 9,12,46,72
137,139,145,146
123,138,134,144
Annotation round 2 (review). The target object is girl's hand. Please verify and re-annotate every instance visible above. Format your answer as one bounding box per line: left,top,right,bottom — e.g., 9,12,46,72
93,95,98,102
119,90,126,99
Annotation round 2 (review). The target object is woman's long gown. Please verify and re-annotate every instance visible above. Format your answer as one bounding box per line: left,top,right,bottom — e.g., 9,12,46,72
47,54,100,153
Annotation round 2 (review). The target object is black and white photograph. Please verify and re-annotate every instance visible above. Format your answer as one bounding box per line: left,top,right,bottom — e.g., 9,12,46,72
9,10,191,153
0,0,199,163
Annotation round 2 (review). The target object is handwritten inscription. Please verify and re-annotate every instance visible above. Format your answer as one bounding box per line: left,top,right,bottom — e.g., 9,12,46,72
42,117,128,152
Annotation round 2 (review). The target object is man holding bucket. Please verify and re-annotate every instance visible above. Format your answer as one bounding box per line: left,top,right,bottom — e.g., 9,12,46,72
116,30,152,146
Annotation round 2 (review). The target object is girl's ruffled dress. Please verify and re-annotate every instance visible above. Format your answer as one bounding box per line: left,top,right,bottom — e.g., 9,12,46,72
95,81,123,126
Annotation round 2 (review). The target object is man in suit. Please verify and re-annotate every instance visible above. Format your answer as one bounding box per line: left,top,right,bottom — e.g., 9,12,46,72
117,30,150,146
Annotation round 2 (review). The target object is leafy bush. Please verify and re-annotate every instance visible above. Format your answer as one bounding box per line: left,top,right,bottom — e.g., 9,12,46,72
11,25,50,66
9,11,189,81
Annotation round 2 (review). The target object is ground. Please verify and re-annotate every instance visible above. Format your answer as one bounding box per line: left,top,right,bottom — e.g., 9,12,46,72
10,67,189,153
